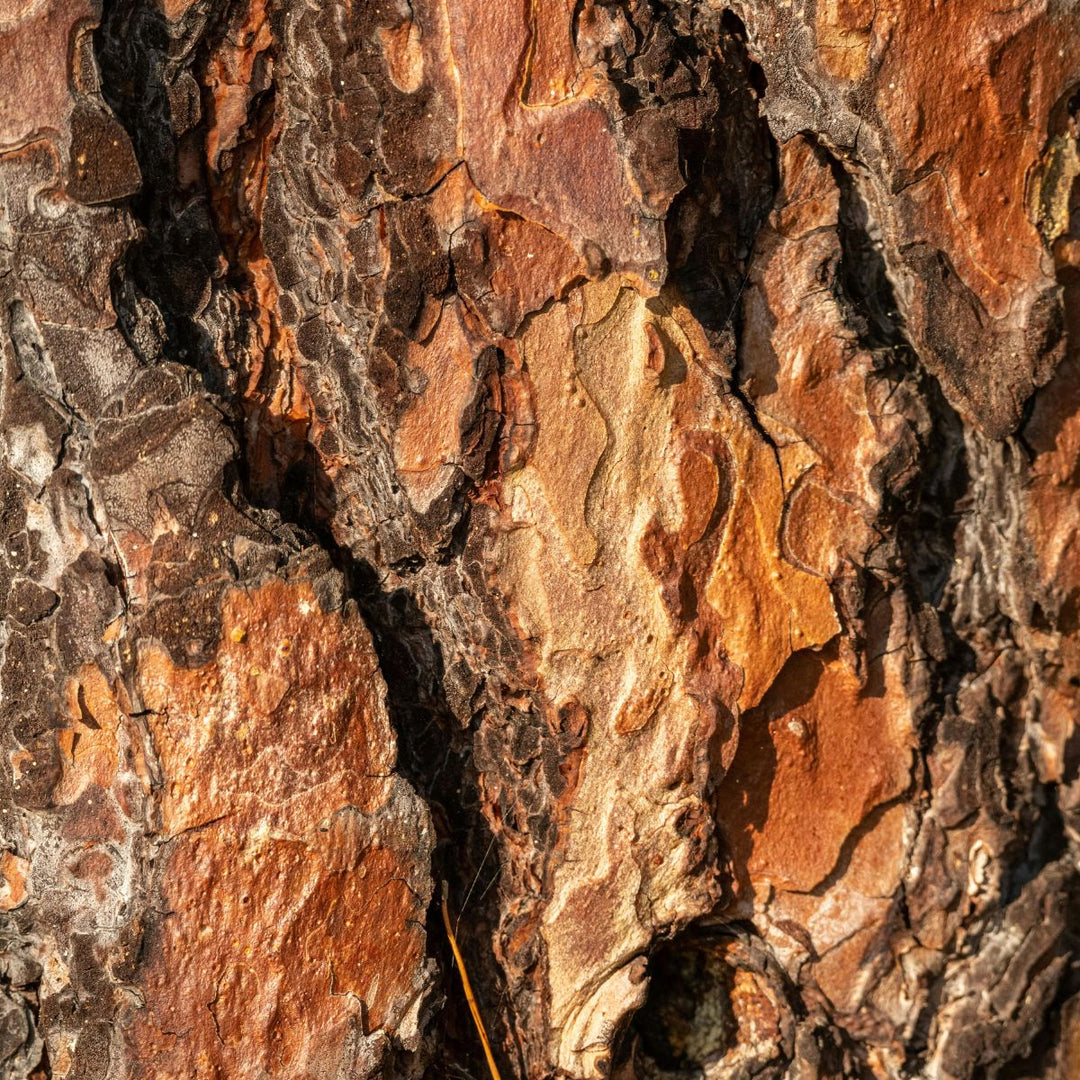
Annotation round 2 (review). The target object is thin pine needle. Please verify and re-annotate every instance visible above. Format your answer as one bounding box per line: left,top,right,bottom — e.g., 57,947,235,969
457,833,497,936
442,890,503,1080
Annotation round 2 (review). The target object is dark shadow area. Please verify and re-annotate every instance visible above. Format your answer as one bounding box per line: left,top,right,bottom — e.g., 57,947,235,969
95,0,237,398
828,144,976,709
663,8,777,343
632,936,736,1072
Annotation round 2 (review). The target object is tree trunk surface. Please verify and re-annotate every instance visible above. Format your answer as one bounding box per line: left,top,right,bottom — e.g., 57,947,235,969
1,1,1079,1078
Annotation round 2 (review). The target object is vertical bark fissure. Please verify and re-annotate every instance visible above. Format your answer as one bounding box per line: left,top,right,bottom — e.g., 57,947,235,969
91,6,481,1075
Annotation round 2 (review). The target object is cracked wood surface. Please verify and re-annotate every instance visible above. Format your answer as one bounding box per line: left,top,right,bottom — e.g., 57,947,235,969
1,1,1079,1078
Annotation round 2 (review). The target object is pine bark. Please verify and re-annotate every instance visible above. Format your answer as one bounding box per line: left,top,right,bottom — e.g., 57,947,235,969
1,1,1079,1078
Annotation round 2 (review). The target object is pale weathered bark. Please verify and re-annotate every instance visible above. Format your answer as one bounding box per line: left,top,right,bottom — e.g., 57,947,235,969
1,1,1079,1078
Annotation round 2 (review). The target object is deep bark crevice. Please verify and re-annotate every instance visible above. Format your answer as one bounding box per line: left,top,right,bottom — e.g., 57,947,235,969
662,5,776,345
91,5,503,1074
96,0,237,397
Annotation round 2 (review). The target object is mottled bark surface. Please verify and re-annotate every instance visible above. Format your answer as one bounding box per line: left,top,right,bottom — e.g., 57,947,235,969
1,1,1079,1077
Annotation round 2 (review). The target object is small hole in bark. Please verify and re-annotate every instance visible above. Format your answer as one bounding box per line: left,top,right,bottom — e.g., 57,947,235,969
630,937,736,1073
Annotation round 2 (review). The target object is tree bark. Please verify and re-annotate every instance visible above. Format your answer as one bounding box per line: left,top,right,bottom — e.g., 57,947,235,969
1,1,1079,1078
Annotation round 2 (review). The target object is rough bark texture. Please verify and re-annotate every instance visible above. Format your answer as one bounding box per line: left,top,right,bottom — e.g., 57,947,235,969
2,1,1080,1078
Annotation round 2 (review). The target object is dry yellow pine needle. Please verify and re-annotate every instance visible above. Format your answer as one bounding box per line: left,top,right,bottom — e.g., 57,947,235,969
441,892,503,1080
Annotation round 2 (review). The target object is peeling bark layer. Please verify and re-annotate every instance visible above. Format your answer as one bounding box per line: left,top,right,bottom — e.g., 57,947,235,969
2,1,1079,1078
